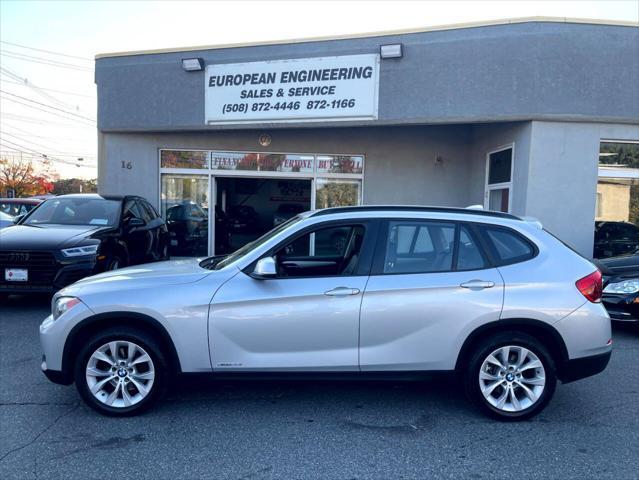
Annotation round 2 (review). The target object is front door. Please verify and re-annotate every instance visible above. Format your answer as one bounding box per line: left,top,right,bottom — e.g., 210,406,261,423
360,219,504,371
209,220,377,371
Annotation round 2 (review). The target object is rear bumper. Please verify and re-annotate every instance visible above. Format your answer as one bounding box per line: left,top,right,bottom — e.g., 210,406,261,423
559,350,612,383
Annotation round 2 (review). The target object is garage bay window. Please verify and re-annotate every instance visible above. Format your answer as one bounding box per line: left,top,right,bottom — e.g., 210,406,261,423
595,141,639,258
159,149,364,257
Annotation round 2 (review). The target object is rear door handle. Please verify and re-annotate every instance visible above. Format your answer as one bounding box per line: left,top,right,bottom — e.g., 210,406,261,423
324,287,361,296
460,280,495,289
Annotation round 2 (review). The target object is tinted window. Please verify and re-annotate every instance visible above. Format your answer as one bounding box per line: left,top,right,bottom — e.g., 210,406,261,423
136,201,153,222
484,227,534,264
457,226,487,270
384,221,455,274
139,200,158,220
122,200,142,221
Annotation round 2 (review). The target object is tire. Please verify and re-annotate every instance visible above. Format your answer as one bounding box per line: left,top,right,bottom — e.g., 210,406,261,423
105,255,124,271
74,327,169,416
463,331,557,421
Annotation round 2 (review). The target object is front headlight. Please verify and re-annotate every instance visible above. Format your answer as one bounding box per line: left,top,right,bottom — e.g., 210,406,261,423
52,296,81,320
603,279,639,295
61,244,99,257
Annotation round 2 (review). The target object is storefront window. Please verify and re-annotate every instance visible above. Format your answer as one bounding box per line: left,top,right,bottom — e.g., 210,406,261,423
315,178,361,209
161,175,209,257
210,152,314,173
595,141,639,258
160,149,365,256
316,155,364,174
160,150,208,169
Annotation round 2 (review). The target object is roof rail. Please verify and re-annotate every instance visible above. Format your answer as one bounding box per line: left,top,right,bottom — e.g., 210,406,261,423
310,205,522,220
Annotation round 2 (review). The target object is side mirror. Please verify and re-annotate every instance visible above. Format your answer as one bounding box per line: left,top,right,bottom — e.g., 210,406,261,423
13,214,24,224
252,257,277,279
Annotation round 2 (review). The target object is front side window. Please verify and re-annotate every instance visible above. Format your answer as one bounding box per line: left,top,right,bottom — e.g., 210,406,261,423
275,224,366,277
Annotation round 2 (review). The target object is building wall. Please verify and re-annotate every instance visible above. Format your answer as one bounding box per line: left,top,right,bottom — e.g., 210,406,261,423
467,122,533,215
95,21,639,131
98,124,475,210
525,121,639,256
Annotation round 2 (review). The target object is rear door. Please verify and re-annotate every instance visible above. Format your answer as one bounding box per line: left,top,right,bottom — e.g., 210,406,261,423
360,219,504,371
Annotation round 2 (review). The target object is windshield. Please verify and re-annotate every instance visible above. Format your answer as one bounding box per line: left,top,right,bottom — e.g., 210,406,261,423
206,214,305,270
24,197,121,226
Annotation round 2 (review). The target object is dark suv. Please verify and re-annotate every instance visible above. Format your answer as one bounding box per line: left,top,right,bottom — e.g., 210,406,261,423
0,194,169,296
594,221,639,259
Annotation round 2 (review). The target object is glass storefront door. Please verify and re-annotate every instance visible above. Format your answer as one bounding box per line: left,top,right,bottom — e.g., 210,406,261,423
159,150,365,257
161,175,210,257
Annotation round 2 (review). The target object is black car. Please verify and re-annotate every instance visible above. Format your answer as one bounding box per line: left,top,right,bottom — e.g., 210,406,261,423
226,205,261,233
0,194,169,297
164,201,231,255
598,253,639,322
594,221,639,259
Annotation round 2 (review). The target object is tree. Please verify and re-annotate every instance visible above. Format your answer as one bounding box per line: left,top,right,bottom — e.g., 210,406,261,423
0,157,55,197
51,177,98,195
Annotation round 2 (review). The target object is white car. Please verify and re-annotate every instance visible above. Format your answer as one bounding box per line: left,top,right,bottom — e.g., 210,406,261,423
40,206,612,419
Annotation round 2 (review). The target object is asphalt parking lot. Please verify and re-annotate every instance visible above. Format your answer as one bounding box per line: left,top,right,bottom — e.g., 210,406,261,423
1,296,638,480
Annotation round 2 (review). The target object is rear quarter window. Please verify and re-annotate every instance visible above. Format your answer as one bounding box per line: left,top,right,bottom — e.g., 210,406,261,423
481,226,536,266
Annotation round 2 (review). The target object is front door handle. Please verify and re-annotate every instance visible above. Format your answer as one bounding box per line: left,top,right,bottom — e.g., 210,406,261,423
460,280,495,289
324,287,361,296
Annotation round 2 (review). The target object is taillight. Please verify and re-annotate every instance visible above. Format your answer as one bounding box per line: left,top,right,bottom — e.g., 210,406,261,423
576,270,603,303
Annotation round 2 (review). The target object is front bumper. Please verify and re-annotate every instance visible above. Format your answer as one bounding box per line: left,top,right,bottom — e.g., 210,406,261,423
602,294,639,322
0,251,97,294
559,350,612,383
40,300,93,383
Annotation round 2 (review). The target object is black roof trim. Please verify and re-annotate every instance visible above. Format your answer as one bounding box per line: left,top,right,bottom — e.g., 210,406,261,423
310,206,522,220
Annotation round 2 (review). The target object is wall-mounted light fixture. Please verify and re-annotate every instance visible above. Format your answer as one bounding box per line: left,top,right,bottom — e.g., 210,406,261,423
181,58,204,72
380,44,403,59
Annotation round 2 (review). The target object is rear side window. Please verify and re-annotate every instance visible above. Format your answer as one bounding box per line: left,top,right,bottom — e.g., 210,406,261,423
483,227,535,265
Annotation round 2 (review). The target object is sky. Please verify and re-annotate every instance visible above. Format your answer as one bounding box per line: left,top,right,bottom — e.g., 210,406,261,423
1,0,638,180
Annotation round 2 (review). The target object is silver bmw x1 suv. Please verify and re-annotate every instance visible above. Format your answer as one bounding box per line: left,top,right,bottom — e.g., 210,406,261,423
40,206,611,420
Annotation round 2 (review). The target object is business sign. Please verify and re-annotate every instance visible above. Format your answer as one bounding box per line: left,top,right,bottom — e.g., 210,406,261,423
205,54,379,124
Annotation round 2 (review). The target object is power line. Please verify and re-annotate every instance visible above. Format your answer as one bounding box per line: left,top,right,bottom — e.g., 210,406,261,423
0,78,95,99
0,139,97,168
0,130,95,158
1,50,92,70
0,89,94,121
0,52,93,72
0,40,93,61
0,67,80,110
1,112,93,127
1,123,94,145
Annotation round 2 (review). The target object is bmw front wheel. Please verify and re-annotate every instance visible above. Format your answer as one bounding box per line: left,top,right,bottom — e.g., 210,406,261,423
74,328,168,416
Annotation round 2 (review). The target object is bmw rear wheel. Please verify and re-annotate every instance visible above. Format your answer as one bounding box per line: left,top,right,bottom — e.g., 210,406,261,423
74,328,168,416
465,332,556,420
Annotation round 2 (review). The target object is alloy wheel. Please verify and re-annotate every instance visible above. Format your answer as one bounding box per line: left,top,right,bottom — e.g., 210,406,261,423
478,345,546,413
85,341,155,408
